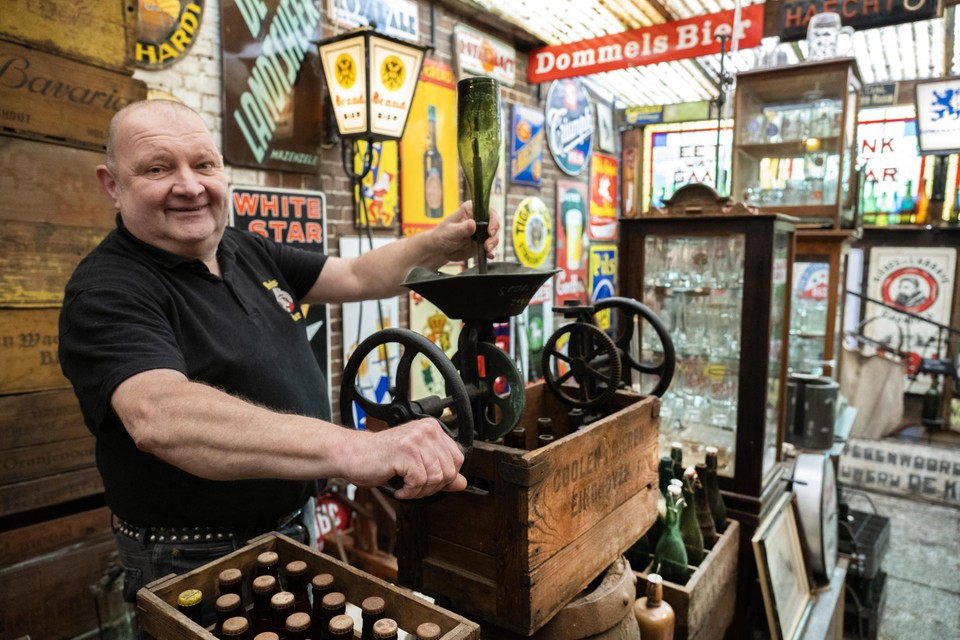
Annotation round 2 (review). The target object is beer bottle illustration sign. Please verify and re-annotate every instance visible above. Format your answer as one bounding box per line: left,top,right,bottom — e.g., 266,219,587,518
424,105,444,218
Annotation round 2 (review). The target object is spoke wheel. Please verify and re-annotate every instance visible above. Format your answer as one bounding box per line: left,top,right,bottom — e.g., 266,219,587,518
595,297,676,397
542,322,622,409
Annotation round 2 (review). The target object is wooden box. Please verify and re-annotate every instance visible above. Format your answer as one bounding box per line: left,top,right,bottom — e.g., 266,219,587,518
635,519,740,640
396,384,660,635
137,532,480,640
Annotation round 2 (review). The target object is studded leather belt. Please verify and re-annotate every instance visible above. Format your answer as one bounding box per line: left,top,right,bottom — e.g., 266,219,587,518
114,508,304,544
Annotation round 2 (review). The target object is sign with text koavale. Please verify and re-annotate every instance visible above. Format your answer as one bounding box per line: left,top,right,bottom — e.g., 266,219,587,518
221,0,324,172
779,0,942,42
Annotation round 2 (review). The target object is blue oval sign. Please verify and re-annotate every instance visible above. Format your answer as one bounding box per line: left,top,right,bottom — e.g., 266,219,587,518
545,79,594,176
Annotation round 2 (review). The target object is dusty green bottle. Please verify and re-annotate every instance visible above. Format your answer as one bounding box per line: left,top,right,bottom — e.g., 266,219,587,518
669,442,684,481
693,468,719,548
653,484,689,584
702,447,728,534
679,467,705,565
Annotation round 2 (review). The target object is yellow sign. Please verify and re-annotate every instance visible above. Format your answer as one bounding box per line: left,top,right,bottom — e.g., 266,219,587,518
380,55,405,90
512,197,552,268
336,53,357,89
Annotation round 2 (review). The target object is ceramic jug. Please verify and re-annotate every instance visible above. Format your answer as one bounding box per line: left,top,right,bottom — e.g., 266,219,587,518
806,12,854,60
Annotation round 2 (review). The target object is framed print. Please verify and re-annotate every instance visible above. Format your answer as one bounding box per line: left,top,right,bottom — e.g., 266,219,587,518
752,493,813,640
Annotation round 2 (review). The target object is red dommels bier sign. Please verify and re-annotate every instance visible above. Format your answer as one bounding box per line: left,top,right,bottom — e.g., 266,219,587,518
528,5,764,83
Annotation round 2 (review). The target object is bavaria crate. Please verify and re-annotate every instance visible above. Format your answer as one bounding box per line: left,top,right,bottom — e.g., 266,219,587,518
137,532,479,640
635,519,740,640
396,383,660,635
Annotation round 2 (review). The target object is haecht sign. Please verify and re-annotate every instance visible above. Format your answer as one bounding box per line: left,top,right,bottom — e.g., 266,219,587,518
528,5,764,84
779,0,942,42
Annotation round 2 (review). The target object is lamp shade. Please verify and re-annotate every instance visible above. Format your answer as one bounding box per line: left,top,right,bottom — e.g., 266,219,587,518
317,29,426,142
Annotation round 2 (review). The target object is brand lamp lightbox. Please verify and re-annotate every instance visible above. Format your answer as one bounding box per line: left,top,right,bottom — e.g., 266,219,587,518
316,28,427,180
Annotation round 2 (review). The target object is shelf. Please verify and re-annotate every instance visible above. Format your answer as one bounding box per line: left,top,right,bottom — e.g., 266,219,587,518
735,137,841,158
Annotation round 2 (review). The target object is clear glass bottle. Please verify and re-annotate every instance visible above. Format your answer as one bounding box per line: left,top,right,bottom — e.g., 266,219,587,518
634,574,675,640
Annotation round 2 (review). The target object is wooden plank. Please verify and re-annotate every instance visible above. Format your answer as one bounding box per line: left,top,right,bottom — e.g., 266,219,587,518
0,308,70,394
0,220,108,307
0,505,111,566
0,467,104,517
0,436,96,485
0,389,87,450
0,0,137,73
0,136,115,228
0,40,147,151
0,532,117,639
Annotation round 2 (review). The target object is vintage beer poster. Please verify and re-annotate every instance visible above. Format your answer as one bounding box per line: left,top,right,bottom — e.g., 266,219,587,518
589,152,619,241
354,140,400,229
510,104,545,187
512,196,553,269
555,180,589,306
409,265,463,400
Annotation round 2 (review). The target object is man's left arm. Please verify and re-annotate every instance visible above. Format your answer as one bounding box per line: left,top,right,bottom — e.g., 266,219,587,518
302,202,499,305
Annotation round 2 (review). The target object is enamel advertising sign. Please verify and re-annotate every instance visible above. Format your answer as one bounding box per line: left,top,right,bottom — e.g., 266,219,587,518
545,78,594,177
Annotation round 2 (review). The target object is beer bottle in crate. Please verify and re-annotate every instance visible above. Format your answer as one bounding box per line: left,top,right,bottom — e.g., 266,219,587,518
215,593,248,638
221,616,251,639
219,567,245,599
284,560,311,614
251,575,279,634
253,633,279,640
269,591,296,636
653,484,689,584
633,573,675,639
416,622,442,640
372,618,399,640
285,611,313,640
504,425,526,449
311,573,335,620
177,588,203,626
679,467,704,565
693,467,718,548
702,446,728,533
360,596,386,640
328,614,355,640
318,592,347,640
255,551,281,583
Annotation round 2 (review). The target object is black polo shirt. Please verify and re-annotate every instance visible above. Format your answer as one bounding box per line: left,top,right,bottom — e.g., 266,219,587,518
59,217,330,527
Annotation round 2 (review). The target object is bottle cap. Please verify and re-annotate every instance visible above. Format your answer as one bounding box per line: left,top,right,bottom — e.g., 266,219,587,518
285,611,312,632
270,590,295,611
218,567,243,587
285,559,307,577
361,595,386,614
216,592,242,612
177,588,202,607
373,618,399,639
257,551,279,568
667,484,682,498
311,572,335,591
329,613,355,635
416,622,443,640
252,574,277,594
322,591,347,610
705,445,718,455
222,616,250,636
254,633,280,640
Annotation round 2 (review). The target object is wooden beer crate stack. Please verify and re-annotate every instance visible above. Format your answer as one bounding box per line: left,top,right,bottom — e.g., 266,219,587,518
396,383,661,635
635,519,740,640
137,532,480,640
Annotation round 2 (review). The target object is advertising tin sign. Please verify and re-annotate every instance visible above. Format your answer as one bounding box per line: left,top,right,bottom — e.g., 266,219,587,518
545,78,594,176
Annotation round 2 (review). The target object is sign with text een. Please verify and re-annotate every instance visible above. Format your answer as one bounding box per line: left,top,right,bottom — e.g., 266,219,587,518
779,0,941,42
528,5,763,83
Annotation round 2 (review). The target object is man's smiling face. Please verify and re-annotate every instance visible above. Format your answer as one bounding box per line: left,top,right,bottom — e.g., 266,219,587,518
97,101,229,262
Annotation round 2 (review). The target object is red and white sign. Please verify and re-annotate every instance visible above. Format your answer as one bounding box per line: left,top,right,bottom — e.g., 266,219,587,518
453,24,517,86
528,5,764,83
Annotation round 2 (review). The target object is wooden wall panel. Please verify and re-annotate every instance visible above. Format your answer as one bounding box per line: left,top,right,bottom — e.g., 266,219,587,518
0,436,96,485
0,0,137,72
0,40,147,150
0,308,70,394
0,467,104,517
0,505,110,566
0,389,87,450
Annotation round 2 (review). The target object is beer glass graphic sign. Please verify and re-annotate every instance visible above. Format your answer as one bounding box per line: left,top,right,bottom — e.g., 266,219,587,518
555,180,588,306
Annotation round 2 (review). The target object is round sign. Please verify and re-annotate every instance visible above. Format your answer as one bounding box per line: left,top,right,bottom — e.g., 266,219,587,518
881,266,938,314
512,197,552,268
545,79,594,176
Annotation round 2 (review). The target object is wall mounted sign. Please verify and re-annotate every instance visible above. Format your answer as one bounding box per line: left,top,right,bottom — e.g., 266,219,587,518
221,0,324,172
354,141,399,228
621,128,642,219
230,186,330,408
861,82,898,109
510,104,545,186
529,5,763,83
326,0,420,42
596,102,616,153
453,24,517,86
135,0,205,69
518,279,554,383
857,106,926,219
545,78,594,177
915,76,960,156
589,244,618,334
779,0,941,42
410,264,463,400
512,196,552,269
589,152,619,241
841,438,960,508
864,246,956,395
401,59,458,237
625,105,664,126
555,181,589,307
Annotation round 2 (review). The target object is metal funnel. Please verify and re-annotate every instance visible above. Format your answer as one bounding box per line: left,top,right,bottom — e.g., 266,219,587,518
404,262,559,321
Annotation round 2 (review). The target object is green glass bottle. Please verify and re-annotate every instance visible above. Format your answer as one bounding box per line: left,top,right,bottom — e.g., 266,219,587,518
692,468,719,548
921,377,943,430
899,179,915,224
654,484,689,585
702,446,728,534
457,77,502,229
679,467,705,565
658,456,674,496
669,442,684,481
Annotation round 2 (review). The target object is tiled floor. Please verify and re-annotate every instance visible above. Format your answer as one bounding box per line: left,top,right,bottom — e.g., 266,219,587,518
841,488,960,640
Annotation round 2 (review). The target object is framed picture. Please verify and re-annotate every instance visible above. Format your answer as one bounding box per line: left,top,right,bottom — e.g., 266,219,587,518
752,493,813,640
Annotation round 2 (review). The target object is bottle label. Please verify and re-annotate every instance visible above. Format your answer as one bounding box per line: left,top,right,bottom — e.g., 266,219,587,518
426,171,443,211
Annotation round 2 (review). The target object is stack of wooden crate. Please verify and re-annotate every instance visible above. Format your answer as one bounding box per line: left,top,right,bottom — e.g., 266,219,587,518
0,2,146,637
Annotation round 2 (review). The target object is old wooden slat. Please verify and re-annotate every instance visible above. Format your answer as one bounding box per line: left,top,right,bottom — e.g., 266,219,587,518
0,435,96,486
0,136,114,228
0,0,137,73
0,308,69,394
0,389,87,450
0,505,110,566
0,40,147,151
0,467,104,517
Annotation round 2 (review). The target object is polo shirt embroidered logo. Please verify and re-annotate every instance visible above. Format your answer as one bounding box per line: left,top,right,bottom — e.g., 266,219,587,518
262,279,302,321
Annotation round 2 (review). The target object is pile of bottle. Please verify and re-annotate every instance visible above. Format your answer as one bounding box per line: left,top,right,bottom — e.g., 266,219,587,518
500,410,587,450
861,179,931,226
625,443,728,586
174,550,444,640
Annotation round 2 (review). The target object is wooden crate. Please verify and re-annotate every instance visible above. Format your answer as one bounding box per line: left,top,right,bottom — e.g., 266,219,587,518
137,532,480,640
0,467,104,518
0,308,71,394
396,384,660,635
635,519,740,640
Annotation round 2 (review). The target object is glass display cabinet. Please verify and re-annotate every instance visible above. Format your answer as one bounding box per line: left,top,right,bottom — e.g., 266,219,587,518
619,214,796,520
732,58,862,229
789,230,857,379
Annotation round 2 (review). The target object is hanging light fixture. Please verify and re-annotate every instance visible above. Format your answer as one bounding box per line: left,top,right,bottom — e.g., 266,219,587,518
316,28,428,181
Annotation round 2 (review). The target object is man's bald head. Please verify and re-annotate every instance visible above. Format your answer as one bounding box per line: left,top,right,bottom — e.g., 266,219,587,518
104,100,210,174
